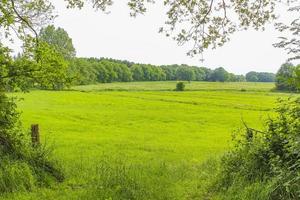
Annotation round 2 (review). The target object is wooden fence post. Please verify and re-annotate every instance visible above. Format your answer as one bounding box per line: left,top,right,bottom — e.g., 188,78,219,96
31,124,40,146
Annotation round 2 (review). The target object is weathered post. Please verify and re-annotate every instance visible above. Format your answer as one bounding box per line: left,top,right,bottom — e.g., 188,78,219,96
31,124,40,147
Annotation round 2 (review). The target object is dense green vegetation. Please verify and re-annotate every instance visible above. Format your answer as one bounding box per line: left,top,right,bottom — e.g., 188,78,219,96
33,25,278,86
0,35,64,196
6,25,278,91
211,98,300,199
275,63,300,92
246,71,276,82
68,57,276,85
0,94,64,194
175,82,185,91
1,82,296,200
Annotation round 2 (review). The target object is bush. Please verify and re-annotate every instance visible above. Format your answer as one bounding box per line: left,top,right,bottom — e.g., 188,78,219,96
0,93,64,193
175,82,185,91
211,98,300,199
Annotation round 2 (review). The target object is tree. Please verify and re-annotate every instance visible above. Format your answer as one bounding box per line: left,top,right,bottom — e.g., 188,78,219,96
31,42,69,90
234,75,246,82
210,67,229,82
161,65,177,81
273,6,300,61
0,0,54,45
176,66,195,82
68,58,98,85
200,67,213,81
61,0,299,57
246,71,259,82
113,63,133,82
246,71,275,82
39,25,76,60
130,65,144,81
0,44,64,193
275,63,297,91
95,63,109,83
2,1,298,59
192,67,206,81
227,73,236,82
257,72,275,82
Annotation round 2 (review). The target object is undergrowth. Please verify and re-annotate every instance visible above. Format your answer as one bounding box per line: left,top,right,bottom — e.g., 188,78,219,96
0,93,64,194
210,98,300,200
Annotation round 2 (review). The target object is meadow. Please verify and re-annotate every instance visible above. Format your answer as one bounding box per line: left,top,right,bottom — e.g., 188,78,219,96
2,81,296,199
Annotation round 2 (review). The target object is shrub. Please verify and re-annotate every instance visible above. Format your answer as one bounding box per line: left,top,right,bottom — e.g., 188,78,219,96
212,98,300,199
175,82,185,91
0,93,64,193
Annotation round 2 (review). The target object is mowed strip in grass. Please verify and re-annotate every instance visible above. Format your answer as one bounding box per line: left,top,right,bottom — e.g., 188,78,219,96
72,81,275,92
4,82,296,199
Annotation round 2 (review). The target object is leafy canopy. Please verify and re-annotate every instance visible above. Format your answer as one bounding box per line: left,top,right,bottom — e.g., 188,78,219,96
39,25,76,60
1,0,299,58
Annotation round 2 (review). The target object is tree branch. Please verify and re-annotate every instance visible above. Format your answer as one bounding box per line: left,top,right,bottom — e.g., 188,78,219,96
10,0,39,46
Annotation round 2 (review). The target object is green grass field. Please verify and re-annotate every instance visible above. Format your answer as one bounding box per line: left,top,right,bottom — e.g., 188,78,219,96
72,81,275,92
2,82,297,199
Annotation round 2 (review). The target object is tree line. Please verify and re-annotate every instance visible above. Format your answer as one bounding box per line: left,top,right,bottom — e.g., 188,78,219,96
68,58,250,85
245,71,276,82
6,25,277,91
67,56,280,86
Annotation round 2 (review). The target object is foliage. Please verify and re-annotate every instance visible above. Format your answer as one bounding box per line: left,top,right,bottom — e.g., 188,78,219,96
39,25,76,60
68,58,98,85
175,81,185,91
130,64,145,81
1,0,298,59
246,71,276,82
275,63,299,91
229,74,246,82
31,42,69,90
67,58,252,85
257,72,276,82
0,93,64,194
0,41,69,91
176,66,195,82
213,98,300,199
209,67,229,82
63,0,297,56
274,6,300,61
0,0,54,44
0,44,65,194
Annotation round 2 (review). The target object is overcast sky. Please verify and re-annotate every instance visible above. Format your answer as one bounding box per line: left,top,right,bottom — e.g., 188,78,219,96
47,1,294,74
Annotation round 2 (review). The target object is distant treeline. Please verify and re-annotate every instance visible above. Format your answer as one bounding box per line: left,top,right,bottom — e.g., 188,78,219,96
68,57,276,85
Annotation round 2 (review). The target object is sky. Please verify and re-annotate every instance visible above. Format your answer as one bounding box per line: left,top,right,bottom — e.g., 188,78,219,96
17,1,298,75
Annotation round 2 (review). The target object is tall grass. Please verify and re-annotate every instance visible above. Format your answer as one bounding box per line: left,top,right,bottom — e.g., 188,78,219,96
4,82,296,199
208,98,300,200
0,93,63,195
